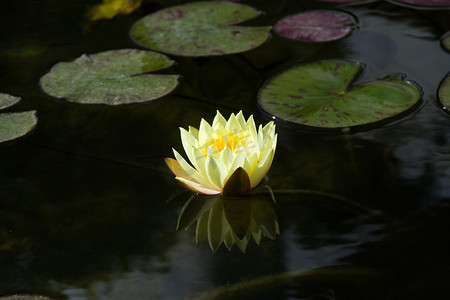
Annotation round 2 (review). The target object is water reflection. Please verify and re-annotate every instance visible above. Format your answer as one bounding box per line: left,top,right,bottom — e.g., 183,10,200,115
176,186,279,253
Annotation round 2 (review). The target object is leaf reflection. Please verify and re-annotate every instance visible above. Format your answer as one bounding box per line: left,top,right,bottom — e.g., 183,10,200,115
177,185,278,253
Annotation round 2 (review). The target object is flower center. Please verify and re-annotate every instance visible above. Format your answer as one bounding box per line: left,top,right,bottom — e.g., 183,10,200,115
202,131,246,156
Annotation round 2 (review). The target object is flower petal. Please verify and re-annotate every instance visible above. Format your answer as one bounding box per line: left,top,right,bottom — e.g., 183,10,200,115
173,148,214,189
235,111,246,129
206,155,228,189
165,157,195,181
212,110,227,128
225,113,243,135
249,149,275,188
199,118,213,146
180,127,199,167
176,176,221,195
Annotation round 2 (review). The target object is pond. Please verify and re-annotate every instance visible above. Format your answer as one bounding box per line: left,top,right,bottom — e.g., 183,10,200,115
1,0,449,299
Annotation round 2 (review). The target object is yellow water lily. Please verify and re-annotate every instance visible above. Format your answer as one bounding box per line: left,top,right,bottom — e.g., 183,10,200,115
166,111,277,196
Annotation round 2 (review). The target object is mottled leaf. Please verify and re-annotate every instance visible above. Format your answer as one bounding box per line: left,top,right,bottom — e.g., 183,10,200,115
40,49,179,105
258,60,421,128
0,93,20,109
130,1,271,56
275,11,357,42
438,73,450,113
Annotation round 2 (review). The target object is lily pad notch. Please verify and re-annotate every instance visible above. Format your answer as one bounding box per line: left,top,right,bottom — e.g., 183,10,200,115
130,1,272,56
0,93,38,143
258,60,422,129
39,49,179,105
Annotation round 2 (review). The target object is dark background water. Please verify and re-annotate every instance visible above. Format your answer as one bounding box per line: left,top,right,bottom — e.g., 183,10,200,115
0,0,449,299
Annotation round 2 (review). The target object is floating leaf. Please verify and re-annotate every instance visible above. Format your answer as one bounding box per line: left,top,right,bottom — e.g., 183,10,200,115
0,111,38,143
0,93,20,109
39,49,179,105
0,296,53,300
388,0,450,8
438,73,450,113
0,93,37,143
87,0,143,22
274,11,357,42
258,60,421,128
130,1,271,56
441,32,450,52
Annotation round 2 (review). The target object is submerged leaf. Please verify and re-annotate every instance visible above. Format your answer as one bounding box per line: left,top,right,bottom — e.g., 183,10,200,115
130,1,271,56
258,60,421,129
87,0,142,21
275,11,357,42
40,49,179,105
441,32,450,52
388,0,450,8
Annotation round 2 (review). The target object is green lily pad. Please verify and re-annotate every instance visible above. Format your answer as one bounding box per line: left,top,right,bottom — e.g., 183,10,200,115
39,49,179,105
438,73,450,113
130,1,271,56
0,93,20,109
0,111,38,143
258,60,421,128
0,93,38,143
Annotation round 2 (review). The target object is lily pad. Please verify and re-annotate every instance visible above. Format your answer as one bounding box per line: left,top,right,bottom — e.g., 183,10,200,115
0,93,37,143
0,93,20,109
274,11,357,42
441,32,450,52
437,73,450,113
39,49,179,105
388,0,450,8
130,1,271,56
258,60,421,128
0,296,53,300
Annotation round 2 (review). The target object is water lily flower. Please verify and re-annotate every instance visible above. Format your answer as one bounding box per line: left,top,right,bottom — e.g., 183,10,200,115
166,111,277,196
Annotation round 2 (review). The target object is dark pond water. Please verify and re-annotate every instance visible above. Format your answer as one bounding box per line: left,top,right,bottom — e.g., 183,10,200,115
1,0,450,299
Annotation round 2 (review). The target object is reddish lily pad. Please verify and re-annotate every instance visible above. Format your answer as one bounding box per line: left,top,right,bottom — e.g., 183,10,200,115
0,93,38,143
258,60,421,129
438,73,450,113
274,11,357,43
130,1,271,56
39,49,179,105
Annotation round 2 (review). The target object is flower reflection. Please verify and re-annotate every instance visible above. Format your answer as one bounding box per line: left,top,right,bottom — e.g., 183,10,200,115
176,185,279,253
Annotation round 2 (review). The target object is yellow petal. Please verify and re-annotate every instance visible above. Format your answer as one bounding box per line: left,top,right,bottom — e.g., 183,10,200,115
173,148,213,189
212,110,227,128
225,113,243,135
235,111,246,129
180,127,198,167
199,118,213,146
249,149,275,188
188,126,199,140
205,155,228,188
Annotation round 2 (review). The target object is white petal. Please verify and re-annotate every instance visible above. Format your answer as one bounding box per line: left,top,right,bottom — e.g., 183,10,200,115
188,126,199,140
